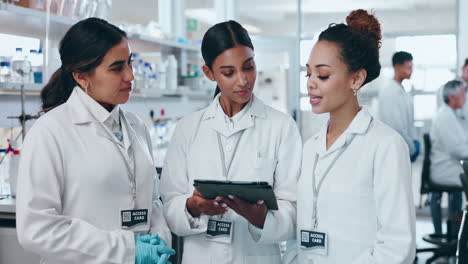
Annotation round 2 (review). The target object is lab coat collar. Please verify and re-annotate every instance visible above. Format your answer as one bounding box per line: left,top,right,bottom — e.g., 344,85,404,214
202,93,267,121
120,109,138,151
313,107,373,156
68,87,137,146
68,87,94,124
74,86,121,124
202,93,267,137
69,87,137,125
390,79,406,93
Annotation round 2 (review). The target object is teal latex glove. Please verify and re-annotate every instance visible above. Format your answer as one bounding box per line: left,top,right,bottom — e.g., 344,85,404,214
148,235,174,264
135,234,175,264
135,236,161,264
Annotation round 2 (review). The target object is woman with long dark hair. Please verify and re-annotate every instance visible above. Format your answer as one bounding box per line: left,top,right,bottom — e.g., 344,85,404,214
160,20,302,263
16,18,174,264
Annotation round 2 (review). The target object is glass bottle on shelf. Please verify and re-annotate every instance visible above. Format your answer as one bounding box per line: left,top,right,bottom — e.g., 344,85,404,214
30,49,43,84
22,50,32,83
0,61,11,83
11,48,25,84
143,62,152,92
166,55,178,92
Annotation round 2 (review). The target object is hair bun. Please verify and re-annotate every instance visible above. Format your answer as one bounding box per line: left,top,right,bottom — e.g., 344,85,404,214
346,9,382,47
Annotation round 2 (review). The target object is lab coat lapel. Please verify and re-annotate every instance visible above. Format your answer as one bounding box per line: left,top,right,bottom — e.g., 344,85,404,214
208,115,231,137
123,110,154,170
222,95,266,136
230,115,254,136
202,96,231,137
317,107,372,157
93,122,117,144
67,88,116,144
208,113,254,137
120,110,137,152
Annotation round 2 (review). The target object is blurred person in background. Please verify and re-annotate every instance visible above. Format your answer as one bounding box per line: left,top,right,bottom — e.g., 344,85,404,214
378,51,420,162
430,79,467,239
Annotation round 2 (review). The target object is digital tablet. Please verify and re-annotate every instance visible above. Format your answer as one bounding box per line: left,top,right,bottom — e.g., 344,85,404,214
193,179,278,210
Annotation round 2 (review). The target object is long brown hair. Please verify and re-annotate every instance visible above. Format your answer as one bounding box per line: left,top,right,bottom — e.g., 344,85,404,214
41,17,126,112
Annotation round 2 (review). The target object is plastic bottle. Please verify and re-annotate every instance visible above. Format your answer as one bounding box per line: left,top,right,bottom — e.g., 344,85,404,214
22,50,32,84
32,50,43,84
149,74,158,92
166,55,178,92
11,48,24,83
143,62,153,91
29,50,40,84
132,57,144,91
0,62,11,83
158,60,167,91
11,48,32,84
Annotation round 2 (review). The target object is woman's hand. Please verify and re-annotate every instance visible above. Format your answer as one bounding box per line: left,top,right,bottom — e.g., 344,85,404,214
186,190,228,217
218,195,268,228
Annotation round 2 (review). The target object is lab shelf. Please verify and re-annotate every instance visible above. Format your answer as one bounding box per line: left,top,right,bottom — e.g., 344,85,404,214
128,33,200,52
184,91,213,100
0,83,42,95
132,90,212,101
0,83,212,100
0,3,200,51
0,197,15,214
0,2,77,40
0,3,204,101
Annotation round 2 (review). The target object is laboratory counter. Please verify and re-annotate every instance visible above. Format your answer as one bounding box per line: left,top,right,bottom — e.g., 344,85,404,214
0,197,39,263
0,197,15,214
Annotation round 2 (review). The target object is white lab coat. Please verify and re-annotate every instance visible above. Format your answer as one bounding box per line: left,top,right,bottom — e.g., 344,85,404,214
378,79,418,155
430,104,468,186
460,87,468,130
16,88,171,264
289,107,415,264
160,95,302,264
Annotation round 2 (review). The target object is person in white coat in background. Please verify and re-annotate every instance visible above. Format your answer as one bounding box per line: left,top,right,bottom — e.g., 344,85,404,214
284,9,416,264
459,58,468,128
378,51,420,162
160,20,302,264
430,80,467,238
16,18,174,264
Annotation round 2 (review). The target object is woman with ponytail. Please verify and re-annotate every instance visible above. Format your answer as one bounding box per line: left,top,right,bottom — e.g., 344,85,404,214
288,9,416,263
16,17,174,264
160,20,302,263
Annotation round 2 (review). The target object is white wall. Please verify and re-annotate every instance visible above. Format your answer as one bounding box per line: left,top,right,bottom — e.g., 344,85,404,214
457,0,468,72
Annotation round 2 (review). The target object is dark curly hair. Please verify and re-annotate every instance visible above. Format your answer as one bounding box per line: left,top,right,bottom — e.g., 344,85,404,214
318,9,382,87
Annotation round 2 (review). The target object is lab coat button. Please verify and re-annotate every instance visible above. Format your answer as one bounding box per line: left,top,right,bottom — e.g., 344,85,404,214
226,145,232,152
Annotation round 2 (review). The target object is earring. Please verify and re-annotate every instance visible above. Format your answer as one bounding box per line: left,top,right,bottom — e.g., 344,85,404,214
353,89,357,96
85,83,89,94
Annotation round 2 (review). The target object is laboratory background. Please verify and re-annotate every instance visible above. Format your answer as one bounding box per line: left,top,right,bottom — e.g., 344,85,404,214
0,0,467,263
